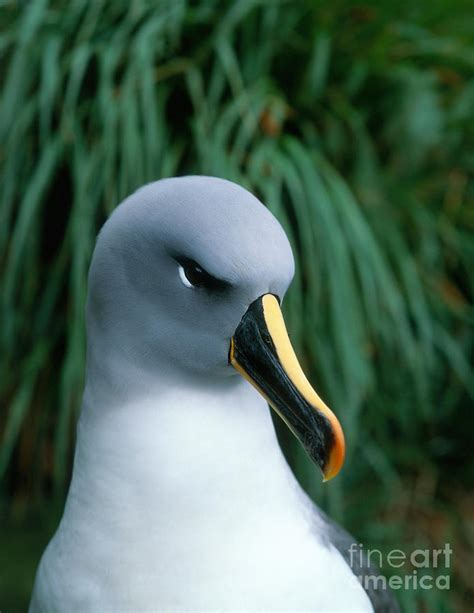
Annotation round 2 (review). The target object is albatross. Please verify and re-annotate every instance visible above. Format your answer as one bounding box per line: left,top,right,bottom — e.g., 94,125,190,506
30,176,398,612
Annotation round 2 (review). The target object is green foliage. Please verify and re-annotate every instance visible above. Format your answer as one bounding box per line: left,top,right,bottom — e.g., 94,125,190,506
1,1,473,609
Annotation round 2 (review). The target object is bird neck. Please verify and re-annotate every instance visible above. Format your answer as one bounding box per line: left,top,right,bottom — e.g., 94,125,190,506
64,368,302,539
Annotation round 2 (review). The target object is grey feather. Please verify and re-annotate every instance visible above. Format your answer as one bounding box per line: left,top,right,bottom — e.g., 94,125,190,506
318,507,401,613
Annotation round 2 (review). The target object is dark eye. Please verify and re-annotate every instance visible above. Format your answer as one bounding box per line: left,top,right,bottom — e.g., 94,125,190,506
177,258,230,291
179,261,208,288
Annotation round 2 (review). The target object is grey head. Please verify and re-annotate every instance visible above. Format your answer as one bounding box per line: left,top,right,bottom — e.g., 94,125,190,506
87,176,295,382
86,175,345,480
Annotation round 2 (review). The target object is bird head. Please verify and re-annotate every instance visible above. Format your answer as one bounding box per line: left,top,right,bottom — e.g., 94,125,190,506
87,176,345,481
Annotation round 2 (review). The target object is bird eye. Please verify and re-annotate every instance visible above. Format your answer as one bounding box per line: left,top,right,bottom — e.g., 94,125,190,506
177,258,231,292
178,262,208,288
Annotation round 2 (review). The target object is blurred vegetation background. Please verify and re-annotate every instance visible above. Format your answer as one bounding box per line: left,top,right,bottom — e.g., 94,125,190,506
1,0,473,611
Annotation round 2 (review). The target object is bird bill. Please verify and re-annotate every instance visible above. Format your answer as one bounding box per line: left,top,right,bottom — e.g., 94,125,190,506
229,294,345,481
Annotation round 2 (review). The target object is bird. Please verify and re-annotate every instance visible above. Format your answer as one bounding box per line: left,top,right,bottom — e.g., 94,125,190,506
30,176,398,612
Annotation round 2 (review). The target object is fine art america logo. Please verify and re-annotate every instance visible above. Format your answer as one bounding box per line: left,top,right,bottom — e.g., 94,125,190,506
347,543,452,591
